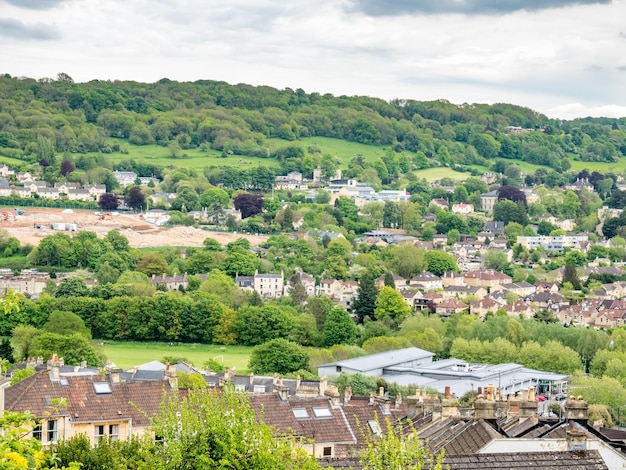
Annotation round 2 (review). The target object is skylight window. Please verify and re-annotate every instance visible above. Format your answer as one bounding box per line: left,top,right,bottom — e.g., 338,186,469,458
292,408,310,419
93,382,112,394
368,420,382,435
312,407,332,418
59,377,69,387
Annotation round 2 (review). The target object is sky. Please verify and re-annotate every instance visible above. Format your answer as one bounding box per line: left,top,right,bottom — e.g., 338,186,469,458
1,0,626,120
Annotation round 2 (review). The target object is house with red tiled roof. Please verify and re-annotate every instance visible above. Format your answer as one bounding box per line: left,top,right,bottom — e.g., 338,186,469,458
4,356,174,447
470,297,500,319
504,300,534,319
435,298,468,317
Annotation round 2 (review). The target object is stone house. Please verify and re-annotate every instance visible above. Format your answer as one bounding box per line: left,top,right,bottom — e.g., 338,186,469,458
253,270,284,299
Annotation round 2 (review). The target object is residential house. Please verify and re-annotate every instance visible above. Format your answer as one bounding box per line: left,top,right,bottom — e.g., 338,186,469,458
484,221,505,235
535,282,559,293
563,177,594,192
480,190,499,212
0,164,15,178
504,300,535,319
409,272,442,291
464,270,512,289
442,271,465,287
526,291,569,312
375,273,406,289
318,278,343,298
538,215,575,232
150,273,189,291
253,271,284,299
430,198,449,211
436,298,468,317
470,297,500,319
451,203,474,214
4,357,173,447
0,177,11,197
442,285,487,301
113,170,138,186
498,282,536,297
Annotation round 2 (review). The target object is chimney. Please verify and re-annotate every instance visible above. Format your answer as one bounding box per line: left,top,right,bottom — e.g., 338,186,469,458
442,387,459,417
319,376,327,396
325,385,341,406
406,393,424,418
567,429,588,451
369,392,376,406
395,394,402,409
230,367,236,381
344,386,352,405
164,363,178,390
273,377,290,401
519,390,537,419
296,374,301,390
80,358,87,369
108,368,122,384
47,354,62,381
474,394,496,420
249,373,255,387
565,396,589,421
423,394,442,421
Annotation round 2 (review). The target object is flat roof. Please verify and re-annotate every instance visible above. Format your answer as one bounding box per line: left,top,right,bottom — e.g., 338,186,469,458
319,347,435,372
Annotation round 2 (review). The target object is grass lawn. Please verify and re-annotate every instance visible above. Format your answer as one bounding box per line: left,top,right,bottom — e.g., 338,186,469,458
100,340,254,372
569,158,626,174
413,167,471,181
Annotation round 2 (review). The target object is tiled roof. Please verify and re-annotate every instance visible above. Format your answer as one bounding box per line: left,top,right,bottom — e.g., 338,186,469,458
249,394,355,444
5,371,173,426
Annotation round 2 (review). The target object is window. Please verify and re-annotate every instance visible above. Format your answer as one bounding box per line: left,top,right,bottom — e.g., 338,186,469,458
33,424,42,441
368,420,382,436
47,420,58,442
292,408,310,419
323,446,332,457
313,407,332,418
336,366,342,373
253,385,266,393
94,382,112,394
95,424,119,443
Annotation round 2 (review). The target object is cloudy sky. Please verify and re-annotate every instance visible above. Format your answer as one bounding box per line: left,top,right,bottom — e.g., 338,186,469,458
1,0,625,119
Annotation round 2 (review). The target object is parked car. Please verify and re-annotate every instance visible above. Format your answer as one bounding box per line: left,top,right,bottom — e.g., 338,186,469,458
535,394,546,402
555,393,568,401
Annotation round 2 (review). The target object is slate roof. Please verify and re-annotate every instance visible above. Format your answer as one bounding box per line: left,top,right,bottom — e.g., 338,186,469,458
320,450,608,470
443,451,607,470
419,417,501,456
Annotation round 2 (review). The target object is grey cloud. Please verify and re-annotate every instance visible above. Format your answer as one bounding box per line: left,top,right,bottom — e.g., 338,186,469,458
346,0,612,16
617,65,626,71
0,18,60,40
2,0,68,9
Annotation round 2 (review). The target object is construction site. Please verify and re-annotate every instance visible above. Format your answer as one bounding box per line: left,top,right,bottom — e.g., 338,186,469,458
0,207,269,249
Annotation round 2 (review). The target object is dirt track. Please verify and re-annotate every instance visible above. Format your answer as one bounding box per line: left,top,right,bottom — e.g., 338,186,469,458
0,208,269,248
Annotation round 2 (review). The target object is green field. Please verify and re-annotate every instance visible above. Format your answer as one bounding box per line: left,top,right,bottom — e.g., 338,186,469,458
100,341,253,372
569,158,626,174
412,167,470,181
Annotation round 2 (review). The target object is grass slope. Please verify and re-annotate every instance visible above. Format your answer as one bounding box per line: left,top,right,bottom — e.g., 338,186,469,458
101,340,253,372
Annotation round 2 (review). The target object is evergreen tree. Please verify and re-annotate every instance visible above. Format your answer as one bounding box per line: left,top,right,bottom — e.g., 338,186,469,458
353,273,379,323
562,262,582,290
384,271,395,288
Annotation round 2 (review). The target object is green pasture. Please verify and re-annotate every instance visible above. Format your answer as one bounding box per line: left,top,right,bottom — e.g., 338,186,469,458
100,341,253,372
569,158,626,174
413,167,470,181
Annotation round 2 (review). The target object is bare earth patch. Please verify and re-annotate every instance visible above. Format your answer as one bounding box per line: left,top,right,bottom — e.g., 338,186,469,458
0,208,269,248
